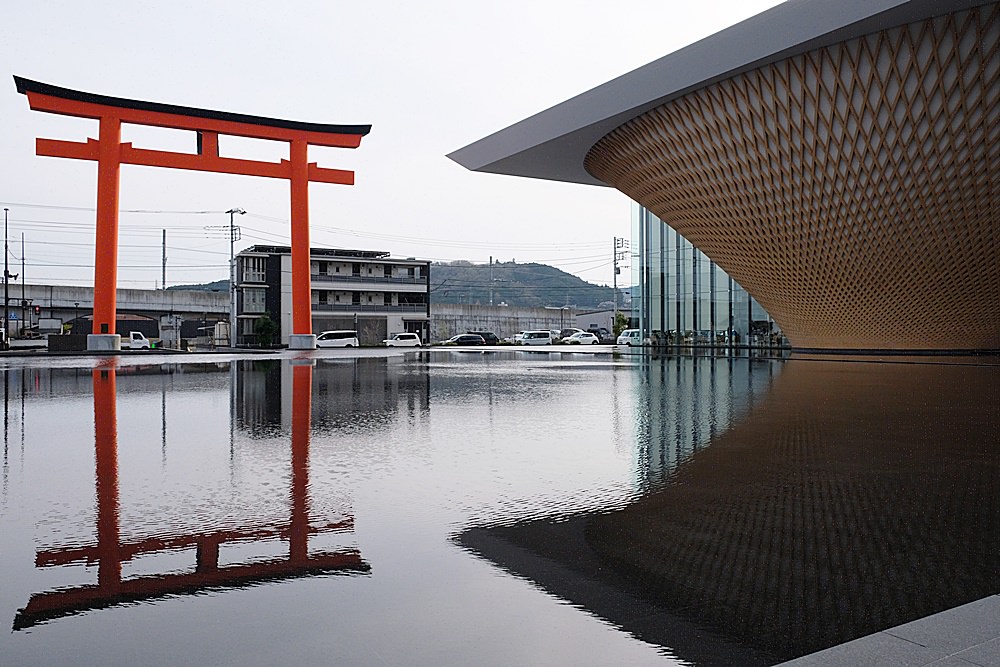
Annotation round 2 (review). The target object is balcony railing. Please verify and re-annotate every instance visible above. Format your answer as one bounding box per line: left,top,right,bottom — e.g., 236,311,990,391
312,304,428,313
312,274,424,285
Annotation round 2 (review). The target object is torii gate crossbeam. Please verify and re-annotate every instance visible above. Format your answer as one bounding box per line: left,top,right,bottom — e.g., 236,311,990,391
15,76,370,350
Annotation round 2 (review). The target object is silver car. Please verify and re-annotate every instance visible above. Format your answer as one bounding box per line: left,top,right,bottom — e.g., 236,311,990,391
383,332,422,347
519,330,552,345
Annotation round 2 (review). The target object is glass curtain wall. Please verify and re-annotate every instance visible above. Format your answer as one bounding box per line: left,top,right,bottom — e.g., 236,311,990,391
631,204,777,347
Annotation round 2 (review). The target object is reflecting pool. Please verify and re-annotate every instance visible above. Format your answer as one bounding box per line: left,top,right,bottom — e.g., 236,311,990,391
0,350,997,666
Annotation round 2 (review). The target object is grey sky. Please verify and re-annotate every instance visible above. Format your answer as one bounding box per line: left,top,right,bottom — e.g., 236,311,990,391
0,1,782,289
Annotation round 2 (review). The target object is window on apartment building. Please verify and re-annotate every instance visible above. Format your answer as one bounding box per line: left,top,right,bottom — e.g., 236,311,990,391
242,256,266,283
399,293,426,305
318,262,328,275
384,265,392,277
244,287,266,313
384,293,391,306
407,267,415,277
353,264,361,277
352,292,361,305
318,291,328,305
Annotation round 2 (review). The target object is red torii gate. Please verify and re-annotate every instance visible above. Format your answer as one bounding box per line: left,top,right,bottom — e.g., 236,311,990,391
14,76,370,350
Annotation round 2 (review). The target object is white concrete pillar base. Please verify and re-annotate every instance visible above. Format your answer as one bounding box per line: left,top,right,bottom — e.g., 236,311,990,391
288,334,317,350
87,334,122,352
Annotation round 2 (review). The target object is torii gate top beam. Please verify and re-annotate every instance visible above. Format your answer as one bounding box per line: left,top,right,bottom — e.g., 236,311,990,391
14,76,370,145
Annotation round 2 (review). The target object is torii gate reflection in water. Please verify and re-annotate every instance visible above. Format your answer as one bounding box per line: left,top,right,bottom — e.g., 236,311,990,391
14,361,368,630
14,76,370,351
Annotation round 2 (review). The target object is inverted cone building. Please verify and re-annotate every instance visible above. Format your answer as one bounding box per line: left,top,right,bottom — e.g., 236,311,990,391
450,0,1000,351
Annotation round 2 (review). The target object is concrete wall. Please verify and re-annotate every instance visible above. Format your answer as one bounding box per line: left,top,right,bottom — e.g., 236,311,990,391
429,304,578,342
7,283,579,346
576,309,615,333
7,284,228,337
13,284,227,315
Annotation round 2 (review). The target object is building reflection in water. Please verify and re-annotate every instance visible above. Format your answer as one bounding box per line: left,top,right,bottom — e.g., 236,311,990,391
235,357,430,436
631,354,780,490
460,357,1000,665
13,358,380,631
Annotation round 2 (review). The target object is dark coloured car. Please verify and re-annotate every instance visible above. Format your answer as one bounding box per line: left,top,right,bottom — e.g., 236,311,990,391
443,334,486,345
467,331,500,345
587,327,614,343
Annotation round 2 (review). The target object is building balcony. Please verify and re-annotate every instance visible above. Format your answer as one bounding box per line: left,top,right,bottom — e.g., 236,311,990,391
312,274,425,285
312,303,428,314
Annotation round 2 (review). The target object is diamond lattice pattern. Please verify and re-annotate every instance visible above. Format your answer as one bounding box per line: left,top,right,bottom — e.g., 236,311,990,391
586,5,1000,350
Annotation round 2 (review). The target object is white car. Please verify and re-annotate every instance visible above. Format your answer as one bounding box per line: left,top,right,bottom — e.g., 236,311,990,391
519,330,552,345
616,329,641,346
316,330,359,348
563,331,600,345
556,328,584,342
383,332,421,347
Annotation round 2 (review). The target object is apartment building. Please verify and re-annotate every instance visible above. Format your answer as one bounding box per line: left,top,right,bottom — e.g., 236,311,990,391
235,245,430,346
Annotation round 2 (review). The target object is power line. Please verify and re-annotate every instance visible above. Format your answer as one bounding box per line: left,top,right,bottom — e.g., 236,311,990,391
0,201,222,215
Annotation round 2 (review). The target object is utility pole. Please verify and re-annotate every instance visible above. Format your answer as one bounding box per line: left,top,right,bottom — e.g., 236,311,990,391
20,233,25,328
225,208,245,347
161,229,167,289
3,209,8,348
613,237,629,328
489,256,493,307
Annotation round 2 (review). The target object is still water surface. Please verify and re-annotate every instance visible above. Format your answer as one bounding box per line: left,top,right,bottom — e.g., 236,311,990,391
0,350,997,666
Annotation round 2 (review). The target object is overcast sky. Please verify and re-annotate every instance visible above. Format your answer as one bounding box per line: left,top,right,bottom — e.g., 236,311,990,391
0,1,782,289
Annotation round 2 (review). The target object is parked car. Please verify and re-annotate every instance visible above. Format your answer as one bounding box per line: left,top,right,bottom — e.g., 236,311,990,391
442,333,486,345
505,331,526,344
563,331,600,345
519,330,552,345
616,329,642,346
316,330,359,348
467,330,500,345
557,328,584,342
587,327,614,343
125,331,151,349
383,332,422,347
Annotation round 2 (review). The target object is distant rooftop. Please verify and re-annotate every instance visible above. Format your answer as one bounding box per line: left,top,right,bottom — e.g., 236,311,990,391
240,245,392,260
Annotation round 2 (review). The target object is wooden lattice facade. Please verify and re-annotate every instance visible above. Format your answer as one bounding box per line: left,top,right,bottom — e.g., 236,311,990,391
585,4,1000,350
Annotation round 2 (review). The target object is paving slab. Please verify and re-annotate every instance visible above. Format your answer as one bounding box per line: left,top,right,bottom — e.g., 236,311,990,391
778,595,1000,666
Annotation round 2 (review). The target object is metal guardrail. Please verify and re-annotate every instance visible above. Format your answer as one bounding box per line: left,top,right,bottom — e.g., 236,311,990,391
312,274,424,285
312,304,428,313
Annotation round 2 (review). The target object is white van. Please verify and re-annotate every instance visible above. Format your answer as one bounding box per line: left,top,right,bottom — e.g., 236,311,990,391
316,330,359,348
125,331,151,349
519,330,552,345
616,329,642,346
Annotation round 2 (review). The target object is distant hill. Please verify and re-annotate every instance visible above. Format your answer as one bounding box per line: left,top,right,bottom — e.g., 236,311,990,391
167,280,228,292
167,263,618,310
431,260,614,309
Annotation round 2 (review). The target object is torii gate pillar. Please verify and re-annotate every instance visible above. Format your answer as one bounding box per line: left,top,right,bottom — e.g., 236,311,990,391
90,116,123,350
15,76,370,351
